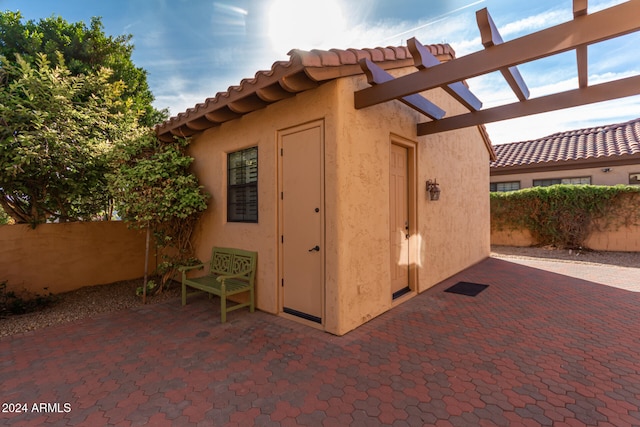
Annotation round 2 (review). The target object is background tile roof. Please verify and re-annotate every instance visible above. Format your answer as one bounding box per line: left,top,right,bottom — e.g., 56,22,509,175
491,117,640,169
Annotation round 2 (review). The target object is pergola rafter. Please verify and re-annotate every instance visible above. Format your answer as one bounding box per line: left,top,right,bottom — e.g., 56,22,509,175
360,58,445,120
476,8,529,101
406,37,482,111
574,0,589,88
353,0,640,136
417,74,640,135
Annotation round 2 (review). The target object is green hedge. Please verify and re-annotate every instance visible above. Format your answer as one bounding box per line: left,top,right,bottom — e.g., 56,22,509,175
490,185,640,249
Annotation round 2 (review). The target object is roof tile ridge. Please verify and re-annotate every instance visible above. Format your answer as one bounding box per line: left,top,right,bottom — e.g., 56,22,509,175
287,48,323,67
191,57,305,114
346,48,375,62
328,48,359,64
493,139,531,149
630,120,640,152
288,44,439,67
363,47,387,62
427,43,456,58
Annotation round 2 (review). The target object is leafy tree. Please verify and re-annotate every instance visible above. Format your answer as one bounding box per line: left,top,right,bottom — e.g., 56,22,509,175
109,129,209,302
0,11,166,126
0,53,137,224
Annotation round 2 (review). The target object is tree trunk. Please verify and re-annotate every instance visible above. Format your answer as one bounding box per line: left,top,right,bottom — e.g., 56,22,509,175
143,226,150,304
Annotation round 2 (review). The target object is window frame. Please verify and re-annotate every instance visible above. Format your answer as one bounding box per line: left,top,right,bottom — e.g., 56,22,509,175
227,146,258,223
533,176,591,187
490,181,520,192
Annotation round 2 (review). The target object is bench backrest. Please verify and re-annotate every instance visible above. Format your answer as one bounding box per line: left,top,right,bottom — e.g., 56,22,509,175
210,247,257,284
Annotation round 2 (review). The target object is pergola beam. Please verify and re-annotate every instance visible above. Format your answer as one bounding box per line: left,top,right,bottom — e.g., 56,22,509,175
354,0,640,109
407,37,482,111
359,58,445,120
476,8,530,101
416,74,640,135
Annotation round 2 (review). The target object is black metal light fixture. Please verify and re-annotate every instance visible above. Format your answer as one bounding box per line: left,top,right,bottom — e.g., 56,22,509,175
426,179,441,201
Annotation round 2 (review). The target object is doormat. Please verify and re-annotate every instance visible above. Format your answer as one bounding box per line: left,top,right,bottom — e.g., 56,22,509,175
444,282,488,297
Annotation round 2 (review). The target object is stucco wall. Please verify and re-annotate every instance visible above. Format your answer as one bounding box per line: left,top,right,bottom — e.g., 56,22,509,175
418,126,492,288
492,228,535,247
188,81,340,321
188,68,492,335
492,225,640,251
0,222,151,294
326,72,491,334
491,164,640,188
587,227,640,251
328,77,413,334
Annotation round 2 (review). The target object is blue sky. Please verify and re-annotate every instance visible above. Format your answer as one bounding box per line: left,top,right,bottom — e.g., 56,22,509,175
1,0,639,144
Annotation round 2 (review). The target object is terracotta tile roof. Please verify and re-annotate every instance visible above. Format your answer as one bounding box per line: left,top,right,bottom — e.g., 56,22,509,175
491,117,640,172
156,45,455,141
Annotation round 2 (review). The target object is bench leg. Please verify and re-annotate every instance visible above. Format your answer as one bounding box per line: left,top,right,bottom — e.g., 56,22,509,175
250,287,255,313
221,295,227,323
181,282,187,306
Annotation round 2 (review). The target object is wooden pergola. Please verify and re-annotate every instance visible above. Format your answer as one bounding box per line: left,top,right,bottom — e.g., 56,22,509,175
355,0,640,136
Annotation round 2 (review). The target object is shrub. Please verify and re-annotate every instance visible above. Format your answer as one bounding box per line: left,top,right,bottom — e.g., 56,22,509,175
0,281,56,318
491,185,640,249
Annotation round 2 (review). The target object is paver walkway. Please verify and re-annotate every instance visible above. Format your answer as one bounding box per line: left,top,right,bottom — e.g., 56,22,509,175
1,256,640,426
492,254,640,292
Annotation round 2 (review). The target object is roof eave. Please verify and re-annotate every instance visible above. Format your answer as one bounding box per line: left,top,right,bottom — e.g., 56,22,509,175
478,125,497,162
155,45,458,141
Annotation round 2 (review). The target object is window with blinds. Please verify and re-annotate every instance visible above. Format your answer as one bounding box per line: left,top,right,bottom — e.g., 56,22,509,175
490,181,520,192
533,177,591,187
227,147,258,223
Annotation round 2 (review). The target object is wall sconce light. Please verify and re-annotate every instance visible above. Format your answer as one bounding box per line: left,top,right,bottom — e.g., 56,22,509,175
426,179,441,201
601,168,612,173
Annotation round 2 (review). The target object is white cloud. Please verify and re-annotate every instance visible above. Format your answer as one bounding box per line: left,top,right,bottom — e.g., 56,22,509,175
590,0,629,13
500,10,567,38
154,91,212,117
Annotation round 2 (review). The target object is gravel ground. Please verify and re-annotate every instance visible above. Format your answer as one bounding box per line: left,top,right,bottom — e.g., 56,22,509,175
0,278,181,338
1,247,637,338
491,245,639,268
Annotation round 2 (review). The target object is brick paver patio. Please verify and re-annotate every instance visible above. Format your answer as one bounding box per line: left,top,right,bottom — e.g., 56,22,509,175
1,256,640,426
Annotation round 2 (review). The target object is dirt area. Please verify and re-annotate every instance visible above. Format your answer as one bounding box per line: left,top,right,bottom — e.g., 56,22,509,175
1,247,637,338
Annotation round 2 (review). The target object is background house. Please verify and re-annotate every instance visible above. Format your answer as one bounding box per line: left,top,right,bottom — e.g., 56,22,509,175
490,117,640,191
157,45,495,335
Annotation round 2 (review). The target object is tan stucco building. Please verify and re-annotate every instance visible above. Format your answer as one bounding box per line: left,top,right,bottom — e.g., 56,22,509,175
491,117,640,191
157,45,495,335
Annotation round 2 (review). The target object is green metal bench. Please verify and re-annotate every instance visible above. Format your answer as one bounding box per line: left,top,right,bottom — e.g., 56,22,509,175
179,247,257,323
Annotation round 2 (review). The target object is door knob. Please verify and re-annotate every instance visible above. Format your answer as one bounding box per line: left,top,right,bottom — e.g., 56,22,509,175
308,245,320,252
